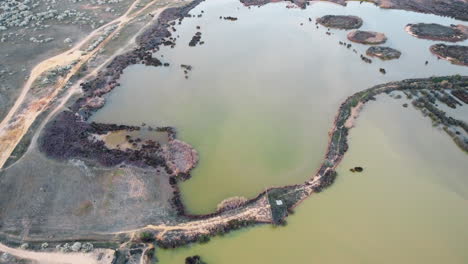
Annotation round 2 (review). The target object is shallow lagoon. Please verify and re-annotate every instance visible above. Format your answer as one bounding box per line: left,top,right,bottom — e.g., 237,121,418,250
91,0,468,262
157,97,468,264
92,0,467,214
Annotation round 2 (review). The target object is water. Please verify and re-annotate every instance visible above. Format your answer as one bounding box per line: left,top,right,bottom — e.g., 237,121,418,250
91,0,467,216
100,130,169,150
157,97,468,264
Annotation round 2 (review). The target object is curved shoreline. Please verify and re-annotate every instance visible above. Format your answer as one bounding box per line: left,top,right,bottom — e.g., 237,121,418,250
0,0,467,260
110,75,467,249
19,76,466,250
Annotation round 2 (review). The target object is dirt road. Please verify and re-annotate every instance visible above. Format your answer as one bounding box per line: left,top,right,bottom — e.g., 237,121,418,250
0,0,163,169
0,243,114,264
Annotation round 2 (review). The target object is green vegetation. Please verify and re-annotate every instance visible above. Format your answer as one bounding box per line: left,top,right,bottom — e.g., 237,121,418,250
197,234,210,244
140,231,155,243
185,255,207,264
267,186,303,224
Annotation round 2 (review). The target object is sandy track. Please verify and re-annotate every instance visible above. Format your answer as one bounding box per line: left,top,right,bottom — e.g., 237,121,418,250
0,243,115,264
0,0,161,169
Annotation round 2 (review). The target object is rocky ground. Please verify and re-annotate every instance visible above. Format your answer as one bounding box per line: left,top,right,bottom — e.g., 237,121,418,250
430,44,468,66
347,30,387,45
316,15,362,30
406,23,468,42
0,0,138,122
366,46,401,60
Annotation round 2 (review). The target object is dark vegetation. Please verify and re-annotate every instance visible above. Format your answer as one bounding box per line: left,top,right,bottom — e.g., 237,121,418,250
430,44,468,66
189,32,202,47
221,16,238,21
452,90,468,104
407,23,467,42
267,186,304,224
316,15,363,30
350,167,364,173
39,0,204,171
139,232,155,243
366,46,402,60
186,255,207,264
240,0,468,21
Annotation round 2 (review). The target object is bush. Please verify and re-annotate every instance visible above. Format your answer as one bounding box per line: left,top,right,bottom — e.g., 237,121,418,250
139,232,154,242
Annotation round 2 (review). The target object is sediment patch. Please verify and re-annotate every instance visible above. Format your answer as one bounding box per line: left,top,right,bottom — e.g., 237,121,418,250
347,30,387,45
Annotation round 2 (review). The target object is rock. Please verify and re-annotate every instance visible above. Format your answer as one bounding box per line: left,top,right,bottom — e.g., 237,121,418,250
366,46,402,60
347,30,387,45
60,243,71,252
0,252,13,262
71,242,82,252
316,15,363,30
81,242,94,252
41,242,49,249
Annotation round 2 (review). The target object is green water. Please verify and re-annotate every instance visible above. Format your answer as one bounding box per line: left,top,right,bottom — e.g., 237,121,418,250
157,96,468,264
92,0,467,214
90,0,468,261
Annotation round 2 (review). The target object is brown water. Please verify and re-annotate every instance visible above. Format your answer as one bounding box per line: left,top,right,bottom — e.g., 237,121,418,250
157,96,468,264
92,0,467,214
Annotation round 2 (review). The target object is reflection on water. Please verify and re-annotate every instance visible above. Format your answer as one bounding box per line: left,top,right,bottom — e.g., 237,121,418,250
91,0,467,215
157,97,468,264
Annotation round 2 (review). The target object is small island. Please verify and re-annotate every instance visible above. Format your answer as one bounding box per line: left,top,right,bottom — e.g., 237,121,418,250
406,23,468,42
347,30,387,45
316,15,363,30
430,44,468,66
366,46,402,60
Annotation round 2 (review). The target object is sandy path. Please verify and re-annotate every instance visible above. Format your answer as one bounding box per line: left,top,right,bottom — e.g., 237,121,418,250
0,0,161,169
0,243,99,264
